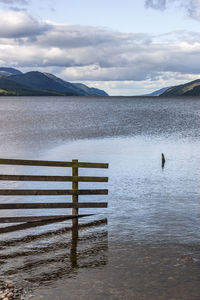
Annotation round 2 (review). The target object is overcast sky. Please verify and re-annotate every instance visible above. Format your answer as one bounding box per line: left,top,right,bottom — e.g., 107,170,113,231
0,0,200,95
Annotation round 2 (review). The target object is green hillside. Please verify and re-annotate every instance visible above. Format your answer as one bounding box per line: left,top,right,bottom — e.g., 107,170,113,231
10,72,79,96
0,76,66,96
0,67,22,77
73,83,108,96
160,79,200,96
9,71,108,96
0,68,108,97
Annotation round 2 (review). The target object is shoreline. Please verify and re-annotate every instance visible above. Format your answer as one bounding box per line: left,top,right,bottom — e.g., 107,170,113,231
0,236,199,299
24,241,200,299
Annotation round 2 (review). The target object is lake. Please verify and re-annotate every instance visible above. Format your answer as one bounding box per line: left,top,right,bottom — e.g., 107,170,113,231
0,96,200,299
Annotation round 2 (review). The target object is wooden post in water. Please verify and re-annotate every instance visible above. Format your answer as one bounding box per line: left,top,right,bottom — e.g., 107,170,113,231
72,159,79,235
161,153,165,169
71,225,78,268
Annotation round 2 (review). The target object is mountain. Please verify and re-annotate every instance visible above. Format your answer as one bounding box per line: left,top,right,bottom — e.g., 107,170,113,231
41,73,108,96
9,71,108,96
0,67,22,77
0,76,65,96
144,87,171,96
0,68,108,96
73,83,108,96
160,79,200,97
10,72,81,96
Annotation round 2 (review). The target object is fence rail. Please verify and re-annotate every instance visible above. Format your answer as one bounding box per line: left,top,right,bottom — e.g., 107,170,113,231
0,175,108,182
0,203,107,209
0,158,108,168
0,189,108,196
0,158,109,228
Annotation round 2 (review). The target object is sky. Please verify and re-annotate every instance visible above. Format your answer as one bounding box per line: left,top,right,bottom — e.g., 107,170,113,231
0,0,200,95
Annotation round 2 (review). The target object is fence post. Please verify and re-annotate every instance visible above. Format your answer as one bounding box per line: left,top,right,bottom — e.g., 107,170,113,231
72,159,79,231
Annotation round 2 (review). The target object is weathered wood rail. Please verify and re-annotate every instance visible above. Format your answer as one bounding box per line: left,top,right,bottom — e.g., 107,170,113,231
0,158,108,226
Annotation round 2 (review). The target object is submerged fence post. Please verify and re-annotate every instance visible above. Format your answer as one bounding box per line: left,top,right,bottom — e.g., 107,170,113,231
161,153,165,169
71,225,78,268
72,159,79,233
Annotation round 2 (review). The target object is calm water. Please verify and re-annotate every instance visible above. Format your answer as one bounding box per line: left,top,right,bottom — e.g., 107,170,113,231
0,96,200,299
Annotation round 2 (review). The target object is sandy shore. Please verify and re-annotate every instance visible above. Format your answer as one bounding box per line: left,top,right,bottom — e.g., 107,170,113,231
22,241,200,300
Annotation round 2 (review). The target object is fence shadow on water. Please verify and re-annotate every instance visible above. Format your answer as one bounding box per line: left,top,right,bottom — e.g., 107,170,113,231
0,218,108,295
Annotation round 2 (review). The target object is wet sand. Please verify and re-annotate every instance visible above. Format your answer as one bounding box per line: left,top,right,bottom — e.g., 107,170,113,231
0,219,199,300
30,241,200,300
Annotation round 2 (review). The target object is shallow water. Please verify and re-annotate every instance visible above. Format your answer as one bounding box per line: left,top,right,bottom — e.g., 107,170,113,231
0,96,200,299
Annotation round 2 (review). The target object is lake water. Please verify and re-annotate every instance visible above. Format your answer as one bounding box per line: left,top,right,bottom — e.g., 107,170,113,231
0,96,200,299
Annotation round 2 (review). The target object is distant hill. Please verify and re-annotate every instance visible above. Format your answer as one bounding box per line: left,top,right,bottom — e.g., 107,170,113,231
0,67,22,77
10,72,82,96
73,83,107,96
144,87,171,96
0,68,108,96
160,79,200,97
0,76,65,96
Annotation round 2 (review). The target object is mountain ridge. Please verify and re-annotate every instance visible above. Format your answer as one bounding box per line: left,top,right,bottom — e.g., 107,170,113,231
160,79,200,97
141,79,200,97
0,67,22,77
0,67,108,96
143,87,171,96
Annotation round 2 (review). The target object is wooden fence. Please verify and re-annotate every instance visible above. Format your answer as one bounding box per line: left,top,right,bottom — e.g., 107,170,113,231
0,158,108,226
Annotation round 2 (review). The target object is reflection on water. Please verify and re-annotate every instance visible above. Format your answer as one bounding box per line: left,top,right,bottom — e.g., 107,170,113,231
0,96,200,298
41,136,200,244
0,96,200,157
0,219,108,297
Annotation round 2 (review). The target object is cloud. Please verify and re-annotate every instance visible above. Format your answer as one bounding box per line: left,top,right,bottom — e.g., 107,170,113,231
145,0,167,10
83,73,199,95
0,0,28,4
186,0,200,19
0,10,200,85
145,0,200,20
0,0,29,5
0,10,52,38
